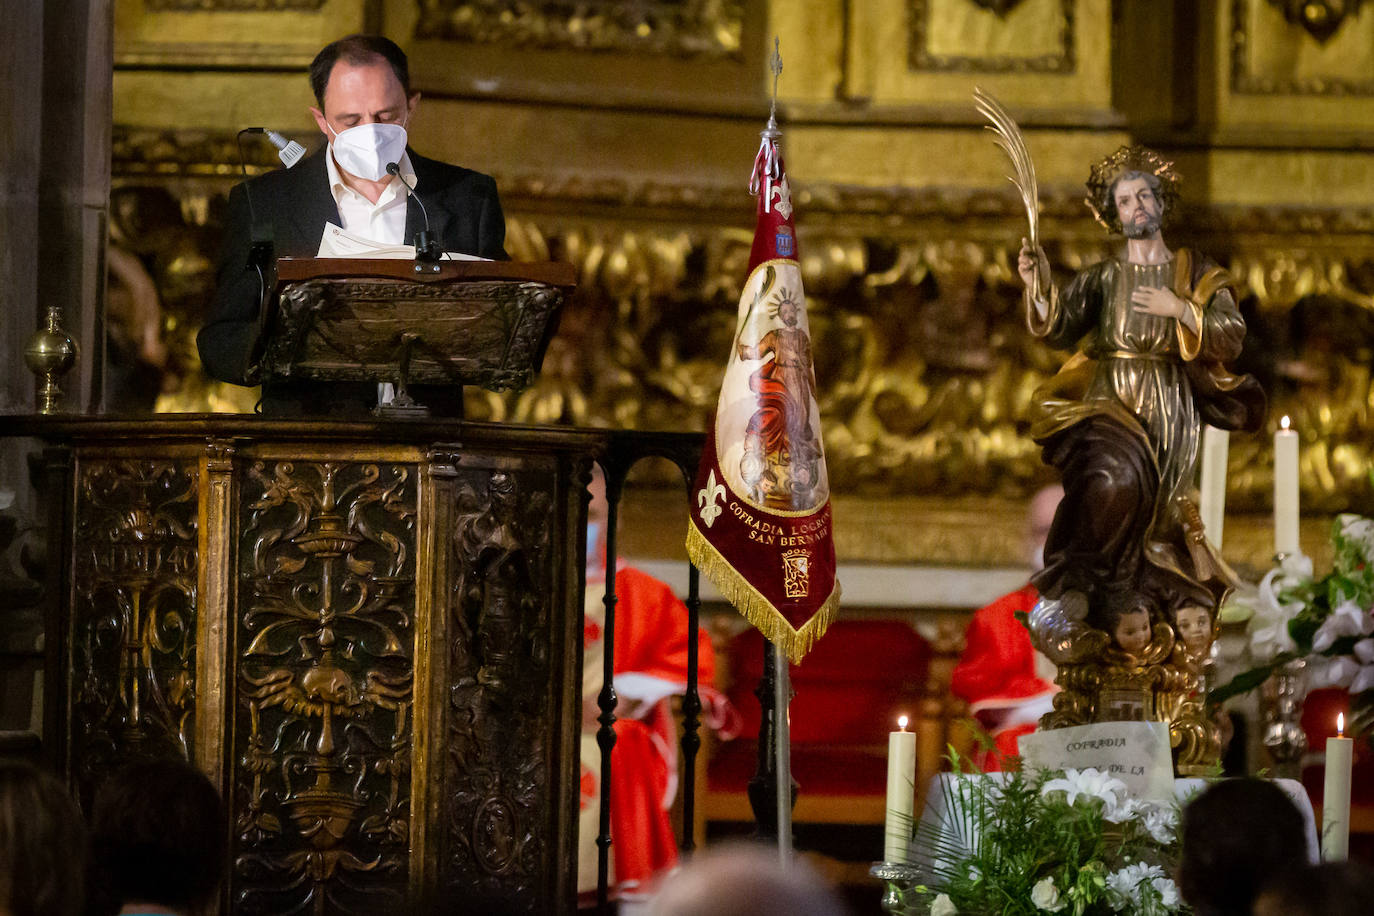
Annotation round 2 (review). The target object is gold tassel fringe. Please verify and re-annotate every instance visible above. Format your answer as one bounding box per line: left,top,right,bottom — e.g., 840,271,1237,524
686,522,842,664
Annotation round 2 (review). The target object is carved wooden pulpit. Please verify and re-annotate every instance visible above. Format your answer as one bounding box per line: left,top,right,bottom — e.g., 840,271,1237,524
11,415,616,914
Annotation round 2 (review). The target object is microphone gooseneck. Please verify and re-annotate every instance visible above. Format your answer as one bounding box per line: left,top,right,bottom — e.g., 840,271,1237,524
386,161,442,262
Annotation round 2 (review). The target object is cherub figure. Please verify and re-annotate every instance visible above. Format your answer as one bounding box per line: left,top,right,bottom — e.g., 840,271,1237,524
1173,603,1214,659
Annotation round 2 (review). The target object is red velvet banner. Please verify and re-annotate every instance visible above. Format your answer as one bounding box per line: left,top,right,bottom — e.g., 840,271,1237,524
686,135,840,664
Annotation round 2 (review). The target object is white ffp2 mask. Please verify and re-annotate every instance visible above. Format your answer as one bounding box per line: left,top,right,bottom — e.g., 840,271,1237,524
328,121,408,182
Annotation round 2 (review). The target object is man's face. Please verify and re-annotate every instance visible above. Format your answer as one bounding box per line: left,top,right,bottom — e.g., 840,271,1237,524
779,300,798,327
1113,176,1162,240
310,58,417,140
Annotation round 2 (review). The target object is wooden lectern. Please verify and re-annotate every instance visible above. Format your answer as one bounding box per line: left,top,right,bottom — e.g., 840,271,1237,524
7,260,626,914
260,258,576,415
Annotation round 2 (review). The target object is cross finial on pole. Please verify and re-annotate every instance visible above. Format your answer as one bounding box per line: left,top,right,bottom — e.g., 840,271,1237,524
765,36,783,138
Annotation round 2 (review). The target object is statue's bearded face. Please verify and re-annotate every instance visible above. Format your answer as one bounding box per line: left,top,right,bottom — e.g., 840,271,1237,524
1113,175,1163,239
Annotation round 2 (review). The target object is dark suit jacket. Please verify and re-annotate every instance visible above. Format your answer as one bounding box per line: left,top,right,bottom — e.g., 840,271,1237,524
197,147,507,414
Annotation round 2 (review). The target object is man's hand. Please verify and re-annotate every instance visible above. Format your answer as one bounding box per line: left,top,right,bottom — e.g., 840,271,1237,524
1131,285,1199,334
1017,238,1049,293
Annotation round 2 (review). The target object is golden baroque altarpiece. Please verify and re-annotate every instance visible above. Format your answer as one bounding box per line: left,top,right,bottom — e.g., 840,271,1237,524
0,4,1351,910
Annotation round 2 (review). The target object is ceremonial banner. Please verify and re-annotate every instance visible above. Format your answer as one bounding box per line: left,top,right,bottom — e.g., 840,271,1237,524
686,124,840,663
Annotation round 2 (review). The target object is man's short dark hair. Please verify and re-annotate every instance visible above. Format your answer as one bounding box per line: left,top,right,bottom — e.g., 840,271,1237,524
309,34,411,107
87,757,227,914
0,761,86,916
1178,778,1308,916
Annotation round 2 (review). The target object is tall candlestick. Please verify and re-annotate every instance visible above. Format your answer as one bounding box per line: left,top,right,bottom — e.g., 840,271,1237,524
1322,713,1353,862
1274,417,1300,557
885,714,916,863
1199,425,1229,549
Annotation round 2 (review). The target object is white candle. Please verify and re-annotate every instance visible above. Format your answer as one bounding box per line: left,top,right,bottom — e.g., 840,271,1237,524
1199,425,1229,549
885,714,917,863
1274,416,1300,557
1322,713,1353,862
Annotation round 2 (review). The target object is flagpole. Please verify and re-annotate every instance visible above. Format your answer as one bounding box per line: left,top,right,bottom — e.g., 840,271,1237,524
774,641,793,866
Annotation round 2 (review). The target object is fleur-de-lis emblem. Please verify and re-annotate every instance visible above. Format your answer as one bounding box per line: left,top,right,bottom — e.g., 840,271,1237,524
697,470,726,528
771,176,793,220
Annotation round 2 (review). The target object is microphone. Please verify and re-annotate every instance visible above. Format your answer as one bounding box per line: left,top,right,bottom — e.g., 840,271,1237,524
264,130,307,168
235,128,306,270
386,161,442,262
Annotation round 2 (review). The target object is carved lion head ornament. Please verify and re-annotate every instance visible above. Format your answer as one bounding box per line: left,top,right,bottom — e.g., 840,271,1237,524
1085,145,1182,235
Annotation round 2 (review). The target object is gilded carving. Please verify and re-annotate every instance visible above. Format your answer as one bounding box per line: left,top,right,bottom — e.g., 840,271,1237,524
70,459,199,796
412,0,744,58
144,0,325,9
108,131,1374,523
444,469,556,905
233,460,416,915
908,0,1076,73
1233,0,1374,95
1265,0,1366,43
970,0,1029,12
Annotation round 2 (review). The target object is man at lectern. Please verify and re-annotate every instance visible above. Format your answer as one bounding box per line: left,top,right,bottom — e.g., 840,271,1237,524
198,34,508,415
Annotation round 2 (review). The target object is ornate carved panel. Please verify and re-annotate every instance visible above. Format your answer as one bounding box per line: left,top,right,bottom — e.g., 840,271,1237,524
145,0,325,9
1234,0,1374,95
908,0,1076,73
412,0,745,58
70,459,199,797
442,467,560,909
232,459,417,915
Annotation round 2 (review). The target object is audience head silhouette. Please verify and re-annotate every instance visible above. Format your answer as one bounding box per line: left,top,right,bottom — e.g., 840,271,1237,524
86,758,226,916
0,761,85,916
1177,777,1308,916
1253,860,1374,916
648,843,849,916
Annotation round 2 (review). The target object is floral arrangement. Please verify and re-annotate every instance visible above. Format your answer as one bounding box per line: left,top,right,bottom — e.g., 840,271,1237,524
896,762,1187,916
1212,511,1374,739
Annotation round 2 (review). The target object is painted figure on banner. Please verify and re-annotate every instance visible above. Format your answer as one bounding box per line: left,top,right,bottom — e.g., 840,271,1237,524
734,283,824,511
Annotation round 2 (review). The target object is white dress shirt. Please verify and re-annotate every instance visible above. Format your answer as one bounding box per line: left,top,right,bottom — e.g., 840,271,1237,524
325,148,415,246
325,148,416,405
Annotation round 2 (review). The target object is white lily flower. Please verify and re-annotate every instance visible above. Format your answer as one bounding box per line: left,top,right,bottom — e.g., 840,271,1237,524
1041,768,1128,810
1336,514,1374,560
1345,638,1374,694
1309,656,1361,690
930,892,958,916
1249,564,1309,660
1311,598,1374,652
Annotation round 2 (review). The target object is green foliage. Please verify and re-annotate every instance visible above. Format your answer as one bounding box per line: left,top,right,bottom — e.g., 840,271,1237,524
898,758,1188,916
1213,491,1374,743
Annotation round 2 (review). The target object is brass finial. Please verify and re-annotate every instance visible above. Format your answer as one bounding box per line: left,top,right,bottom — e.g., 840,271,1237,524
25,303,77,414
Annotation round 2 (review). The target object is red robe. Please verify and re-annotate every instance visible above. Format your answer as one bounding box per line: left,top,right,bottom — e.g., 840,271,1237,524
579,565,717,898
949,584,1057,770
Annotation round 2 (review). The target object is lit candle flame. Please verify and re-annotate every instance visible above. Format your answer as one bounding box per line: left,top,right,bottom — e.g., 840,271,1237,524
1338,712,1345,737
1280,415,1291,430
897,715,909,731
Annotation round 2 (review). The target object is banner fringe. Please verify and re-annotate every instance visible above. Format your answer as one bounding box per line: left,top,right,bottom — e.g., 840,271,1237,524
686,523,841,664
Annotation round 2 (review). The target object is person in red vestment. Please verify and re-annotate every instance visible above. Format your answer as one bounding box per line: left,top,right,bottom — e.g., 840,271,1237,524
950,484,1062,770
578,470,726,906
